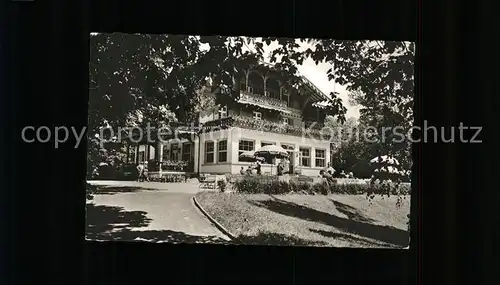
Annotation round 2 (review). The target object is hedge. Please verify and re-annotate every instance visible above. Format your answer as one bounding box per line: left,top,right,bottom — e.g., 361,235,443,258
231,176,411,196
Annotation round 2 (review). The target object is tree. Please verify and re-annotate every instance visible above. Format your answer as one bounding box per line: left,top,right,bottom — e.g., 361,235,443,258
88,34,218,169
265,39,414,170
263,39,413,207
325,117,377,178
325,116,358,147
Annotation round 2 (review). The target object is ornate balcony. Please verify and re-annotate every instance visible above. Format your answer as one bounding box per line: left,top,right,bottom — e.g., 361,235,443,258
202,116,330,140
239,90,287,108
238,91,301,118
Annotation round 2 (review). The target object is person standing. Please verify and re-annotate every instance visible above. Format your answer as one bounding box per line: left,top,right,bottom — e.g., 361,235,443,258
256,160,262,175
277,162,284,176
325,162,335,176
136,163,145,182
143,163,150,182
282,158,290,174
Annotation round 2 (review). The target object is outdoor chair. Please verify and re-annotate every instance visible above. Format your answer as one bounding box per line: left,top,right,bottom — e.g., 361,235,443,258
199,174,217,189
198,173,208,183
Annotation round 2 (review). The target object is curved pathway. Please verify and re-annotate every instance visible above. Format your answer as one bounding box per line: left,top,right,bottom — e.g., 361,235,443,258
86,180,231,243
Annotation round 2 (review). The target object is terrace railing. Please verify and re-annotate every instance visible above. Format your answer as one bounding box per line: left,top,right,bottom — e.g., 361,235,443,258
201,116,331,140
239,90,287,109
238,91,302,117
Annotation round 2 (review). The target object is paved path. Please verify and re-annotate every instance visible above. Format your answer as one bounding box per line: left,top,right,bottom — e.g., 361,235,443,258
86,180,231,244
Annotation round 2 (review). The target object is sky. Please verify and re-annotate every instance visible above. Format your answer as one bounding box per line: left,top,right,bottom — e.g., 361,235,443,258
244,39,360,119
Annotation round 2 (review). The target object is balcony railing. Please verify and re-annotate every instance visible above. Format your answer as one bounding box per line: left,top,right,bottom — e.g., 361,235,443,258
202,116,330,140
239,90,287,108
238,91,302,117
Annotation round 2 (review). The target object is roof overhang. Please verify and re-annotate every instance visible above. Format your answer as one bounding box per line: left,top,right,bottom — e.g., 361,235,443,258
299,76,330,103
250,61,331,103
311,100,331,109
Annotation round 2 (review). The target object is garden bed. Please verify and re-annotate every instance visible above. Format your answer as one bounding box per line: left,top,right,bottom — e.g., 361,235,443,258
195,191,410,248
229,176,411,196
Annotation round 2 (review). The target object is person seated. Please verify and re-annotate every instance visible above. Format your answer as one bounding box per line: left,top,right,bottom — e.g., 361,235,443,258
321,169,332,183
246,165,253,175
326,170,337,184
340,170,347,178
240,167,246,175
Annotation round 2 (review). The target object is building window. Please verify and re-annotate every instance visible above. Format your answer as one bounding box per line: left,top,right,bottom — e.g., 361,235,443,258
315,149,326,168
218,140,228,162
265,90,275,97
253,111,262,120
218,105,228,119
170,144,180,161
205,141,214,163
238,140,254,161
300,147,311,167
182,143,191,162
330,144,335,165
138,151,145,163
162,145,169,161
283,117,289,125
261,141,275,147
283,93,290,106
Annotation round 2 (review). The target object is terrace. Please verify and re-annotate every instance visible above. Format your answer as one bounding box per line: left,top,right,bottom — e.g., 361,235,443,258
201,115,330,140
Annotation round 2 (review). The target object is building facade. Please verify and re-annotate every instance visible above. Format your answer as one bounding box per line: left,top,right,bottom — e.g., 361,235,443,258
132,63,335,177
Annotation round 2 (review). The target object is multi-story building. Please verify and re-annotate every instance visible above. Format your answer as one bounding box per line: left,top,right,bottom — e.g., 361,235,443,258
132,62,336,177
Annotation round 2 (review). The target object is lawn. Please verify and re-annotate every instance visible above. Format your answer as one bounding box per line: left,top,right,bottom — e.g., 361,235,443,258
195,192,411,248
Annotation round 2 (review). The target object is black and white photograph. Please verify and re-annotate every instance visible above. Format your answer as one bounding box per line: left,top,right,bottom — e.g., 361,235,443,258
86,34,414,248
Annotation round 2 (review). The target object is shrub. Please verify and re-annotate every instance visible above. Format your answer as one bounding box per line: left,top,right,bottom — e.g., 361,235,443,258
232,176,262,194
231,176,412,196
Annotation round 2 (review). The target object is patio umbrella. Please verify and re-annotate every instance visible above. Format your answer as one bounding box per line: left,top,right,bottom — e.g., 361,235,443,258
254,145,289,159
238,151,265,162
373,165,404,181
374,165,401,174
370,155,400,165
254,145,289,175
